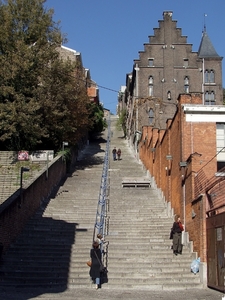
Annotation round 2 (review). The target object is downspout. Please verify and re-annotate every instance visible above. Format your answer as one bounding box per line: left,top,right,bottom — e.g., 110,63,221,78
135,64,139,155
180,104,186,231
202,58,205,104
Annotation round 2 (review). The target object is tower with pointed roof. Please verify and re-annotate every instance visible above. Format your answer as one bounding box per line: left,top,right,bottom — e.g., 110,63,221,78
125,11,223,136
198,27,223,105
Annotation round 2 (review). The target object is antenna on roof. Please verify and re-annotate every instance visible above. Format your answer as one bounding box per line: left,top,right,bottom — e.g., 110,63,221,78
203,13,207,33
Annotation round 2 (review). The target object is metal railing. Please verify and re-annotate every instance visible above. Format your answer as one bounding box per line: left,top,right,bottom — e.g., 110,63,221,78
93,117,111,255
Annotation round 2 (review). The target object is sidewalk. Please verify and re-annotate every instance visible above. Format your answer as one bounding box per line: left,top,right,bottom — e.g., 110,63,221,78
0,286,223,300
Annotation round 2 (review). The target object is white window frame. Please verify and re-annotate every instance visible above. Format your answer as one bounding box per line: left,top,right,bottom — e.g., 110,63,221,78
216,123,225,162
183,59,189,68
184,76,189,93
204,69,215,83
205,91,215,105
148,76,153,96
148,58,154,67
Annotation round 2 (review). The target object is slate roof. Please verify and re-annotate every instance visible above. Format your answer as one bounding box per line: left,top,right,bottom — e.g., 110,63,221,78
198,30,220,58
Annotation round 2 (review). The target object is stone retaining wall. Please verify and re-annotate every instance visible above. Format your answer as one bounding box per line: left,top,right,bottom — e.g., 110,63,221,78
0,155,66,252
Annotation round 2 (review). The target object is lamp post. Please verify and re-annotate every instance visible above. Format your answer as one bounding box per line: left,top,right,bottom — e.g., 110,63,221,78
19,167,30,208
62,141,68,152
62,141,68,161
46,151,49,179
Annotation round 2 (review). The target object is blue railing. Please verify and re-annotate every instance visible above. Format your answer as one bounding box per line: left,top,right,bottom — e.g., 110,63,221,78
93,117,110,253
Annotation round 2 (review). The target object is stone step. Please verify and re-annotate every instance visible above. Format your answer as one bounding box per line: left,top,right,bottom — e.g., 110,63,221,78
0,275,201,289
0,263,194,274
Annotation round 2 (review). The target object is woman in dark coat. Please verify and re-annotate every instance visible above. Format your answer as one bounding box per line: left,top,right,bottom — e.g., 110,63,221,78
89,241,102,289
172,215,184,255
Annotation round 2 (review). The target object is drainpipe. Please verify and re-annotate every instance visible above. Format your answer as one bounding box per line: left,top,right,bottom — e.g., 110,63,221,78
135,64,139,155
183,176,186,232
180,105,186,231
202,58,205,104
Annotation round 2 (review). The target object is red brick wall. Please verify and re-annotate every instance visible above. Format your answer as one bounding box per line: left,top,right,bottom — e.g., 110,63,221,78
139,93,219,261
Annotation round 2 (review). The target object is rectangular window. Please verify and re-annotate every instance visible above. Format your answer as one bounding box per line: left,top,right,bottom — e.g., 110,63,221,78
216,124,225,163
148,59,154,67
205,91,215,105
205,70,215,83
183,59,189,68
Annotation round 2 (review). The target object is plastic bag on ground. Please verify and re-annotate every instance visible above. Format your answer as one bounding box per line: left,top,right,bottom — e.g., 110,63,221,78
191,257,200,274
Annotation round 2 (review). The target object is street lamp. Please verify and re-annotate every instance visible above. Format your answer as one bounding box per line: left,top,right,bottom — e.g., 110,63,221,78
62,141,68,152
62,141,68,161
19,167,30,208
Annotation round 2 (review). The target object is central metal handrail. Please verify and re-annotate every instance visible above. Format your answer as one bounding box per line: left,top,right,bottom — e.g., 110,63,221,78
93,117,110,254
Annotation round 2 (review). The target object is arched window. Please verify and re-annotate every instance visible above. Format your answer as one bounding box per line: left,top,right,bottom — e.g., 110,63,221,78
184,76,189,93
149,76,153,96
209,70,215,83
205,69,215,83
205,91,215,105
149,108,154,125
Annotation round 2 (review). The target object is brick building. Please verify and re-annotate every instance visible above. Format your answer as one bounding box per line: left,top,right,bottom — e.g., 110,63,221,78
124,11,223,151
139,92,225,288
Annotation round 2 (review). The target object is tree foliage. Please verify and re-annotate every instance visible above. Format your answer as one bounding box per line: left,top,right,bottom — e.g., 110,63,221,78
116,109,127,138
88,102,107,138
0,0,92,150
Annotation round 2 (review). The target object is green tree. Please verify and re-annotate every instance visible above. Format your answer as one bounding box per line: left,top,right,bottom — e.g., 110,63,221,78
88,103,107,138
116,109,127,138
0,0,92,150
37,58,92,150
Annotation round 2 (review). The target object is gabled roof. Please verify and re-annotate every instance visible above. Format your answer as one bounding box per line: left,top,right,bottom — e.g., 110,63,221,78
198,30,220,58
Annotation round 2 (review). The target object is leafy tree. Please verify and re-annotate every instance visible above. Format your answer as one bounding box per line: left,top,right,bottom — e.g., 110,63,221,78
37,58,92,150
88,102,107,138
0,0,92,151
116,109,127,138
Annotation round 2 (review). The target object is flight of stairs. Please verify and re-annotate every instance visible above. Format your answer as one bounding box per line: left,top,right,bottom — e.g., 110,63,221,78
105,117,202,290
0,143,106,290
0,119,202,292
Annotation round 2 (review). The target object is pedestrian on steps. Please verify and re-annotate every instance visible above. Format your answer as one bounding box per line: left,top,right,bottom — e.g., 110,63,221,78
112,147,117,160
96,233,107,255
117,148,121,160
171,215,184,255
89,241,102,290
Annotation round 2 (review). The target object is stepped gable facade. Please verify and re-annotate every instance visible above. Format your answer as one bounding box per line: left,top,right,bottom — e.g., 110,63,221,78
125,11,223,143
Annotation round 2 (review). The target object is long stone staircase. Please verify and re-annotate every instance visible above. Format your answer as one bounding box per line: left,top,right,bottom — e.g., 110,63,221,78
0,117,202,297
106,117,201,290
